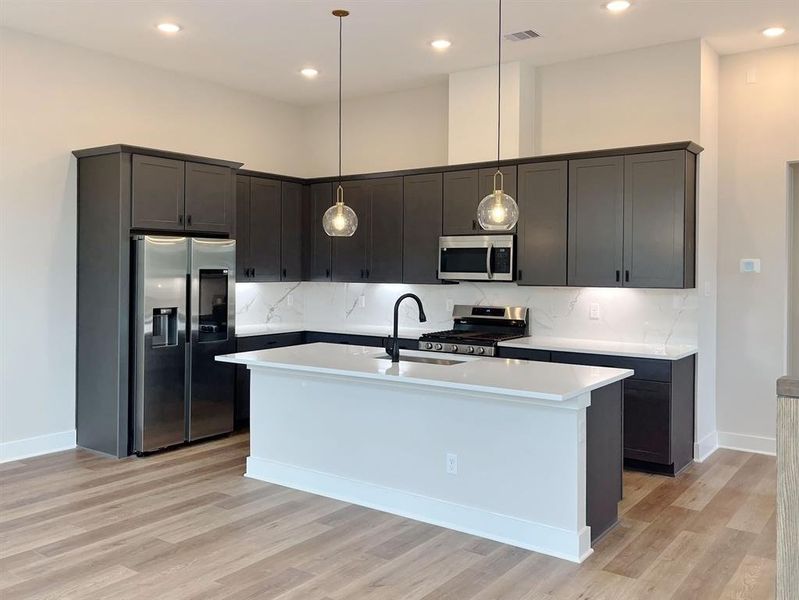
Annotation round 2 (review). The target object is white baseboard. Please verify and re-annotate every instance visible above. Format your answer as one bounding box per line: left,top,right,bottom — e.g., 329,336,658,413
0,430,77,463
246,456,592,563
717,431,776,456
694,431,719,462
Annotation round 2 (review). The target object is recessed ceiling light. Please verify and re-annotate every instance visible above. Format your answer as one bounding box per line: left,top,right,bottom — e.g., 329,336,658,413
157,23,181,33
430,39,452,50
762,26,786,38
300,67,319,78
605,0,631,12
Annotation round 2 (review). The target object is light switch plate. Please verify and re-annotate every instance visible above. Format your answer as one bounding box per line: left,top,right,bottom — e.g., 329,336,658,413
740,258,761,273
359,294,366,308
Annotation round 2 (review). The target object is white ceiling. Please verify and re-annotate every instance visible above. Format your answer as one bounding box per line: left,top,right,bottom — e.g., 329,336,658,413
2,0,797,105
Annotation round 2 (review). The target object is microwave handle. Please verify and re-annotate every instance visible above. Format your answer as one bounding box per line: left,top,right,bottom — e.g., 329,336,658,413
486,242,493,279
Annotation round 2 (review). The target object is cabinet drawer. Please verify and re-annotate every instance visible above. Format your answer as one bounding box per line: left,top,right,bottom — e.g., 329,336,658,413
496,347,551,362
624,380,671,465
550,351,671,383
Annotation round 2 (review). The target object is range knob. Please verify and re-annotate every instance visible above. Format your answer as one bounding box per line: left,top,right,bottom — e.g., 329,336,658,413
466,346,474,354
425,342,433,349
451,345,459,353
477,347,486,355
435,343,443,351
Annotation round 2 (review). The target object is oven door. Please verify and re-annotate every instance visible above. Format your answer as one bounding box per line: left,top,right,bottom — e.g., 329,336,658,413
438,235,514,281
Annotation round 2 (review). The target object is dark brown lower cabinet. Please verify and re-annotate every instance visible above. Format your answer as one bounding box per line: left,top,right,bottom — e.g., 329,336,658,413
623,380,672,465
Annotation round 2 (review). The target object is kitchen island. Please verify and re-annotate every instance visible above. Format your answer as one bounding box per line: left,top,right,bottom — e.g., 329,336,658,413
217,343,633,562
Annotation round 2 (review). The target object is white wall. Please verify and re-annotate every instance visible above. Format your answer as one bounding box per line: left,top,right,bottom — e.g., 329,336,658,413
448,62,535,164
716,44,799,454
695,40,720,459
301,84,449,178
535,39,701,154
0,28,306,457
791,164,799,377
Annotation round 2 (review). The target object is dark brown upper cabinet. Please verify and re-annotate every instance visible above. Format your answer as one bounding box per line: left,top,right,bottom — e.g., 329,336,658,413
367,177,404,283
442,170,479,235
281,182,304,282
516,161,568,286
331,178,404,283
623,151,695,288
235,176,280,282
184,162,234,234
332,181,370,282
567,156,625,287
235,175,251,281
131,155,185,231
306,183,333,281
131,154,233,235
478,166,517,234
403,173,443,284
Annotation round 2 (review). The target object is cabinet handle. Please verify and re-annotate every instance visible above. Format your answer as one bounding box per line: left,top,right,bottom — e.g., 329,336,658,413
326,268,330,278
625,270,630,283
178,214,184,225
472,219,477,230
518,269,523,281
187,214,192,226
282,268,287,278
360,269,364,279
365,269,370,279
252,268,256,277
615,270,620,282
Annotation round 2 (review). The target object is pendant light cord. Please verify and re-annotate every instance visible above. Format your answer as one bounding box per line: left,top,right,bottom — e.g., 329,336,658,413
497,0,502,166
338,13,343,188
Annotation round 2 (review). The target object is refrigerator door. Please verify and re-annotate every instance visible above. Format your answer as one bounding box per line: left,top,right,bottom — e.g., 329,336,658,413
132,236,189,453
188,237,236,441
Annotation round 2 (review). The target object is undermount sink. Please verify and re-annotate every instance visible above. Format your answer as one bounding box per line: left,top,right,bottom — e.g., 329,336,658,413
373,353,465,366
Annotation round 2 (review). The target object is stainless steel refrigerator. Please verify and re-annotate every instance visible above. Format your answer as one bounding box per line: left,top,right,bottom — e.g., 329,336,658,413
131,235,236,454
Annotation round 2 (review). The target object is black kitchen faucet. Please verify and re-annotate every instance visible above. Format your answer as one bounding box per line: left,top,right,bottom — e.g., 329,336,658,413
388,293,427,363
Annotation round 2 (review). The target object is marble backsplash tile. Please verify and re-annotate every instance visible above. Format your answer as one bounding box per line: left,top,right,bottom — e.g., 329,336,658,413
235,281,698,346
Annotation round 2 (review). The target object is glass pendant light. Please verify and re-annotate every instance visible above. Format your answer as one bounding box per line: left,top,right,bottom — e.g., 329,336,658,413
477,0,519,231
323,9,358,237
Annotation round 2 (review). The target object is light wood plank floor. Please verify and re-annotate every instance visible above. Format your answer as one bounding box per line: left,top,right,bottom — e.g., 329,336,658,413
0,433,776,599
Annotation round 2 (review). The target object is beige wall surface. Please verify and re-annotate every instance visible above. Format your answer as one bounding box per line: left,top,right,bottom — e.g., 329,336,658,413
0,28,306,447
535,39,701,155
717,44,799,452
300,84,449,178
791,164,799,377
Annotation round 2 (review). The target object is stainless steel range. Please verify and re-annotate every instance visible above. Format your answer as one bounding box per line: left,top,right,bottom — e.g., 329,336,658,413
418,305,528,357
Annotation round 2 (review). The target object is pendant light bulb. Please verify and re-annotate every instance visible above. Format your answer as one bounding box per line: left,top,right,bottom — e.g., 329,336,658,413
477,170,518,231
478,0,519,231
324,9,358,238
323,185,358,237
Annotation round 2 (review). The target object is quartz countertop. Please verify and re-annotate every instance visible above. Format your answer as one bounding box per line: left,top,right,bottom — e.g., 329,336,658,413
498,336,698,360
217,342,633,403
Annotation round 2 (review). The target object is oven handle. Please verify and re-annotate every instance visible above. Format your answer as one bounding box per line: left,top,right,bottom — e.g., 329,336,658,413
486,242,493,279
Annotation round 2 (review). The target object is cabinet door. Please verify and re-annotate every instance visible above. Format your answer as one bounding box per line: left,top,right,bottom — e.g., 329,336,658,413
567,156,624,287
248,178,281,282
332,181,369,282
184,162,233,234
235,175,251,281
516,161,568,286
281,181,303,281
478,166,517,233
623,380,672,465
367,177,403,283
443,170,479,235
403,173,443,284
131,154,185,231
307,183,332,281
623,151,687,288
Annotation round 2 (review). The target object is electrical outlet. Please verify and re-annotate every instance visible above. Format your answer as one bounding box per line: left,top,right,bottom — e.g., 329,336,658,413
740,259,761,273
287,293,294,307
446,453,458,475
589,303,601,320
446,299,454,312
359,294,366,308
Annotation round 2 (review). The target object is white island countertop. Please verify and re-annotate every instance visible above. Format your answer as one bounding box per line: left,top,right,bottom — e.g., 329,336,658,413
217,342,633,404
498,335,697,360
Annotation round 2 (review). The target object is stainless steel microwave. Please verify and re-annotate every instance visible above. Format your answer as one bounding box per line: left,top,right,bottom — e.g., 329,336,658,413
438,235,515,282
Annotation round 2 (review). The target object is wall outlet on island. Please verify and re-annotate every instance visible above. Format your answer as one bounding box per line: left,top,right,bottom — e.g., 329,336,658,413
446,452,458,475
446,299,454,312
359,294,366,308
287,293,294,307
589,303,601,320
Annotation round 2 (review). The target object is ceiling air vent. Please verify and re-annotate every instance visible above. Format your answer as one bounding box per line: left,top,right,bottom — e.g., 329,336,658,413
504,30,540,42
